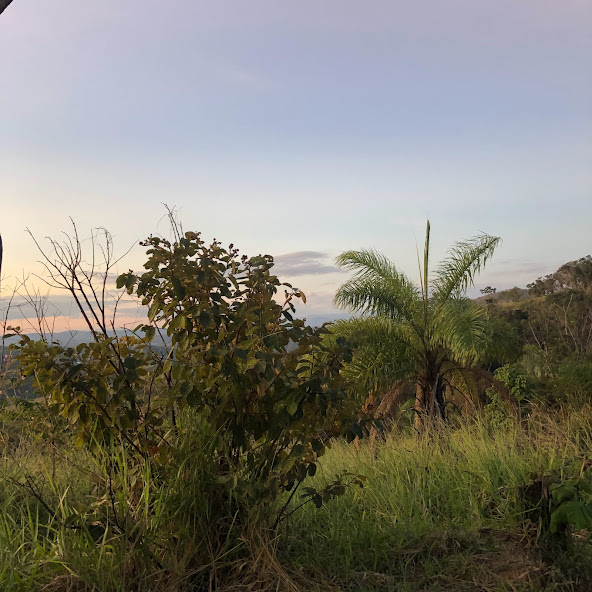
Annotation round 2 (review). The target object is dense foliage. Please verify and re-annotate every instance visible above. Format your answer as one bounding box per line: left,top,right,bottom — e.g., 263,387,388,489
0,226,379,592
484,255,592,407
16,230,370,518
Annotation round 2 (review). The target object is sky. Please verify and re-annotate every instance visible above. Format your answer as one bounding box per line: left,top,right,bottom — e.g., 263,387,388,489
1,0,591,331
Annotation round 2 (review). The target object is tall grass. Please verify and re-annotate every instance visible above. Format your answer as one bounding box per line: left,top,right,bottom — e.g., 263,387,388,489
0,414,281,591
281,406,592,590
1,405,592,591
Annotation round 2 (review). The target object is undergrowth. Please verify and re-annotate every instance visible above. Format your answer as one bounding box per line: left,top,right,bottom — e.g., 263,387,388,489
2,404,592,591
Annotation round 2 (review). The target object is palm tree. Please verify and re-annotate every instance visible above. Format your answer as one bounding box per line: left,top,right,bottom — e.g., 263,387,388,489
334,221,501,429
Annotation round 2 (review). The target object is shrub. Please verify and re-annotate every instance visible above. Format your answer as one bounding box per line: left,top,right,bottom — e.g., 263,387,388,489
16,228,368,525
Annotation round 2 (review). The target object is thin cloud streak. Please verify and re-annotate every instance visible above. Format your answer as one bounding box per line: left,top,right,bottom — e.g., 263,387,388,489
273,251,343,277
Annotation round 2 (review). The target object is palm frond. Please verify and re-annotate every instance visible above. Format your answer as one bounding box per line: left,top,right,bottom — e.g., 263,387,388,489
422,220,430,325
334,249,419,323
330,316,418,392
441,365,482,416
331,315,417,349
432,233,500,302
336,249,406,282
423,220,430,305
431,299,488,365
445,366,519,417
477,315,521,367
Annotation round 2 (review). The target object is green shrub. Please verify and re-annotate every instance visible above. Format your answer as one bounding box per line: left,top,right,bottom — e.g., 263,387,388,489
15,229,369,528
5,226,376,588
557,359,592,399
493,363,532,403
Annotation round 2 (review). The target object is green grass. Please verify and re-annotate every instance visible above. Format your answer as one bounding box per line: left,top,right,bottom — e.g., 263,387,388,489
280,408,592,590
0,420,253,591
1,406,592,590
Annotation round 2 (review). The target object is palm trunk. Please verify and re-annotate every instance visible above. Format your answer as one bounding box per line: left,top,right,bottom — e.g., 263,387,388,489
414,373,446,432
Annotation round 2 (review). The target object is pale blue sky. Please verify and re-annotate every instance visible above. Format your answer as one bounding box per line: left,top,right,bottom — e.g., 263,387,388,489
1,0,591,322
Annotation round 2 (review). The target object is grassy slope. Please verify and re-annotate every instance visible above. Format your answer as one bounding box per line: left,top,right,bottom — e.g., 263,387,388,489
1,407,592,591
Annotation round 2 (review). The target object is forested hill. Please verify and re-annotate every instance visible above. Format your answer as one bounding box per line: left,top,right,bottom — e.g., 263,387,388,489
474,255,592,399
477,255,592,305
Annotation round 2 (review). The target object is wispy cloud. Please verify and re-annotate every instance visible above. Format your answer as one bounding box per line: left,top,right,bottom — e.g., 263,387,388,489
273,251,342,277
211,65,271,90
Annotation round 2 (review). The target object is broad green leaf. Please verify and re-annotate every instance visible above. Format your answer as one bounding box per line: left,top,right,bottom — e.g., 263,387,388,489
550,500,592,533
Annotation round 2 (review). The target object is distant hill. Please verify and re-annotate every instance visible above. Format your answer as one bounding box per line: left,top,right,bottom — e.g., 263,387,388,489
475,255,592,306
475,287,529,304
301,313,350,327
2,330,111,347
1,314,351,347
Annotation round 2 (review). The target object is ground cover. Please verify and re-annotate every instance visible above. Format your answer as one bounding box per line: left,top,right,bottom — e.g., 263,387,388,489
1,404,592,591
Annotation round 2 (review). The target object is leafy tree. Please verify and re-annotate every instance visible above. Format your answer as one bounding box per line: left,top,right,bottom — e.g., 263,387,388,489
333,221,503,429
491,256,592,387
528,256,592,296
524,290,592,363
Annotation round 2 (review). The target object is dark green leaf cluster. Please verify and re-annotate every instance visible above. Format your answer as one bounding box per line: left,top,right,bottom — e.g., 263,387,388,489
550,479,592,534
521,471,592,547
17,334,156,451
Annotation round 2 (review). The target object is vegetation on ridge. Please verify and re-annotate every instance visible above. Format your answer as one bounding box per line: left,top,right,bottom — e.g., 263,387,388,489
0,218,591,591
